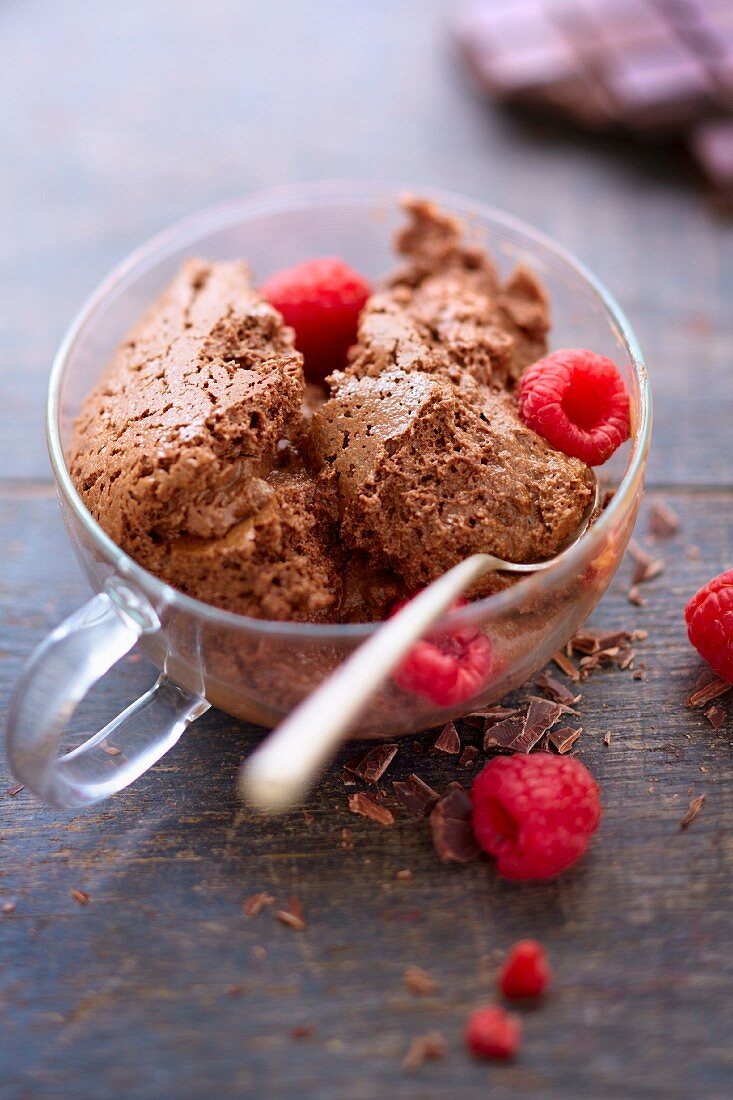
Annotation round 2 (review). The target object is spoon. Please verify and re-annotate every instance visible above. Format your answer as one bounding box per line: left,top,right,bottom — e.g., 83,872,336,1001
239,478,599,812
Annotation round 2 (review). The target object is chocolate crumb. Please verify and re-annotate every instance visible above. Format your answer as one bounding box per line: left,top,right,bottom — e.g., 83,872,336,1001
686,545,701,560
430,783,482,864
432,722,460,755
549,726,582,754
686,677,732,708
71,889,91,906
404,966,437,996
392,774,440,816
102,743,121,756
628,585,646,607
633,669,646,681
302,810,315,825
510,698,564,753
7,783,24,797
536,672,581,707
648,500,680,538
401,1030,447,1073
289,1024,316,1040
275,897,306,931
349,792,394,826
552,650,580,682
680,794,706,829
396,869,413,881
464,706,519,730
628,540,664,585
705,705,727,730
344,743,398,783
603,730,612,747
459,745,479,768
227,984,247,997
2,902,16,914
252,945,267,960
484,714,525,752
341,827,354,850
243,891,275,917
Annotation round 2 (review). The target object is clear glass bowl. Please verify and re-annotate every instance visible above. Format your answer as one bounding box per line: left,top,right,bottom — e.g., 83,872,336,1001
6,181,651,808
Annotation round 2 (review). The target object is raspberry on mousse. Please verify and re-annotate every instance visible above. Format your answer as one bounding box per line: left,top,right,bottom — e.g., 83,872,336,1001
518,348,631,466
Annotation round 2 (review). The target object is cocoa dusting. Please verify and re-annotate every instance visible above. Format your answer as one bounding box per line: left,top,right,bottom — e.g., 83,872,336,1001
344,743,399,783
432,722,461,755
348,792,395,826
429,783,482,863
392,774,440,816
680,794,706,829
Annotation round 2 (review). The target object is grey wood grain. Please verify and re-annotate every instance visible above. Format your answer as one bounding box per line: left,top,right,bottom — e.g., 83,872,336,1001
1,489,732,1099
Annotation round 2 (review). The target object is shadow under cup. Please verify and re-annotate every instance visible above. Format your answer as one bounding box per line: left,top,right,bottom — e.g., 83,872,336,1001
9,182,650,808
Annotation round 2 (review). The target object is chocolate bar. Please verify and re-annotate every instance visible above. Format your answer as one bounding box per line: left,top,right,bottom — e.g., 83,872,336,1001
454,0,733,205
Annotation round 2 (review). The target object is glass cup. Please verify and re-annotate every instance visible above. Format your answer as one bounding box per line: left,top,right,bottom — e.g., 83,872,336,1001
5,181,651,808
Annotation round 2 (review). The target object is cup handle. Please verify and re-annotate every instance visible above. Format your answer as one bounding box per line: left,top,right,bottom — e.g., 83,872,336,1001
6,587,210,808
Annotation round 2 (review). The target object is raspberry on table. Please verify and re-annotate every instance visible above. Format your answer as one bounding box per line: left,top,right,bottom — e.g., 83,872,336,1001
685,570,733,684
471,754,602,880
499,940,551,999
517,348,630,466
260,257,371,383
391,596,493,708
464,1005,521,1060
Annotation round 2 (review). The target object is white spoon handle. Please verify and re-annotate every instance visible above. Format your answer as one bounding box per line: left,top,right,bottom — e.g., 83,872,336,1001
239,553,501,812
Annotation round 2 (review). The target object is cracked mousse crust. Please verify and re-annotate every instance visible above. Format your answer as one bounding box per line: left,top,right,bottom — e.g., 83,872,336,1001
68,199,595,622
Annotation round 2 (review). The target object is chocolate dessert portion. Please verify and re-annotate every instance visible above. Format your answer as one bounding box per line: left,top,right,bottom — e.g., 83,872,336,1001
69,198,596,622
69,258,342,621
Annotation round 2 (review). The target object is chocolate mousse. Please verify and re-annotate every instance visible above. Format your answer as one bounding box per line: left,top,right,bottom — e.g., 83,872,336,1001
68,198,596,622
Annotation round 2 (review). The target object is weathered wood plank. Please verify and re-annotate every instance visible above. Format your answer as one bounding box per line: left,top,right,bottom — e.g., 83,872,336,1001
0,489,731,1098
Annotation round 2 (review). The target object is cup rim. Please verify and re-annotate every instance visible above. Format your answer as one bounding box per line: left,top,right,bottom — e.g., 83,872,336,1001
47,179,651,639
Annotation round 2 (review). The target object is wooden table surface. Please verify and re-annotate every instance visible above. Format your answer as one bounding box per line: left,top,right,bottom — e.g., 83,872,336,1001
1,2,732,1097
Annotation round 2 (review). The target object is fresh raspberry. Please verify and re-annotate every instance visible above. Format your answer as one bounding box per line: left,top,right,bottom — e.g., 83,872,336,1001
391,596,492,708
499,940,551,999
471,754,602,880
260,257,370,383
685,570,733,683
518,349,630,466
465,1006,521,1060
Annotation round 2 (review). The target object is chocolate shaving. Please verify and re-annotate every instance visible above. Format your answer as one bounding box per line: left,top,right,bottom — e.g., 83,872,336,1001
429,783,482,864
536,672,581,707
686,677,732,708
348,792,394,826
549,726,582,754
392,774,440,816
648,500,680,538
404,966,437,996
432,722,460,755
627,586,646,606
275,896,306,931
484,714,525,752
344,742,398,784
463,706,519,729
705,705,727,730
401,1031,447,1073
680,794,706,830
71,889,91,906
603,730,612,747
628,540,664,585
242,891,275,917
459,745,479,768
7,783,24,797
509,698,564,753
552,650,580,682
102,743,121,756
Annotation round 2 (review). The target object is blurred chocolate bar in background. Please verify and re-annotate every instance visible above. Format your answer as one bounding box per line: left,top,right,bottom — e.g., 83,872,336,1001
453,0,733,207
